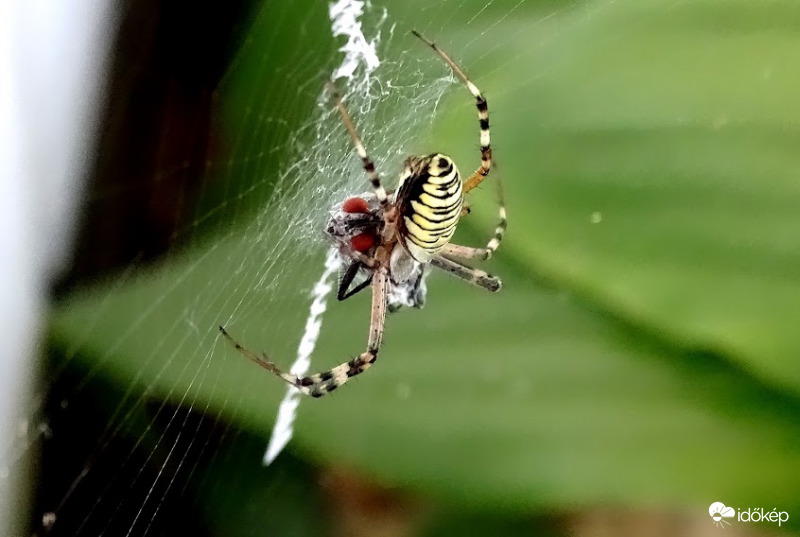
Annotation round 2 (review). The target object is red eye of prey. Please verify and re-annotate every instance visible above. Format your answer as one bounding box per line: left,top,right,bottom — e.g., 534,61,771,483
342,197,370,214
350,232,376,253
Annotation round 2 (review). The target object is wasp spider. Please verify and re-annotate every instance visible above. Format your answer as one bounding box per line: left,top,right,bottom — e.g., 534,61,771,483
220,31,507,397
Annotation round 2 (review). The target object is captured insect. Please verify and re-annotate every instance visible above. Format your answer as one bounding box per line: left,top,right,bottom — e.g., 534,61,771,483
220,31,506,397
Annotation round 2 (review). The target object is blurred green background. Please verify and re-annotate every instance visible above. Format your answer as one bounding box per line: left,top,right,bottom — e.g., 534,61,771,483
38,0,800,535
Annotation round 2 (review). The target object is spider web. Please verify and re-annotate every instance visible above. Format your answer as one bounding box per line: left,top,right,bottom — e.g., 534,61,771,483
4,0,628,535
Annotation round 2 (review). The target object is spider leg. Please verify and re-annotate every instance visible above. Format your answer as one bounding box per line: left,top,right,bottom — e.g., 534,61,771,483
327,82,389,207
443,176,507,260
430,255,501,293
442,240,495,261
412,30,491,193
219,268,388,398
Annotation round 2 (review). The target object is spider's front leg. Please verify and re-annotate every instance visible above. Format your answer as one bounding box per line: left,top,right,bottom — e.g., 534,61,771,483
220,267,388,398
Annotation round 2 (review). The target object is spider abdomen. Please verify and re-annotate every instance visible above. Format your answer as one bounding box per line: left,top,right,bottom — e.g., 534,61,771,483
396,153,463,262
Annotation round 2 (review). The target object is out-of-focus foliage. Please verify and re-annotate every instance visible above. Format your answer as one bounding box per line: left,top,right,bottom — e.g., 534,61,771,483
51,0,800,533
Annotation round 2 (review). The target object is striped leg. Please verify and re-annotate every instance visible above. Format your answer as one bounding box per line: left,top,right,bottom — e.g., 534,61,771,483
443,175,507,260
220,268,388,398
430,255,502,293
442,205,506,261
327,82,389,206
412,31,491,193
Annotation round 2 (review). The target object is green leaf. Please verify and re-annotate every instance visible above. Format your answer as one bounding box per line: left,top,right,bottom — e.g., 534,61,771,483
51,0,800,526
438,0,800,393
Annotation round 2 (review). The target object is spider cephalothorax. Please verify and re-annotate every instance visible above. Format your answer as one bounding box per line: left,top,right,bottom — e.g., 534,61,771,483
221,31,506,397
325,192,428,311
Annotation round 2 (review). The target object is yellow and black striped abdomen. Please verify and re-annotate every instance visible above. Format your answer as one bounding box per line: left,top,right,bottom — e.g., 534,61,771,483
396,153,463,262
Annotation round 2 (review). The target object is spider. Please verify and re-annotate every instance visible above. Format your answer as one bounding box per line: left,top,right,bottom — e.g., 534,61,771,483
220,31,506,397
